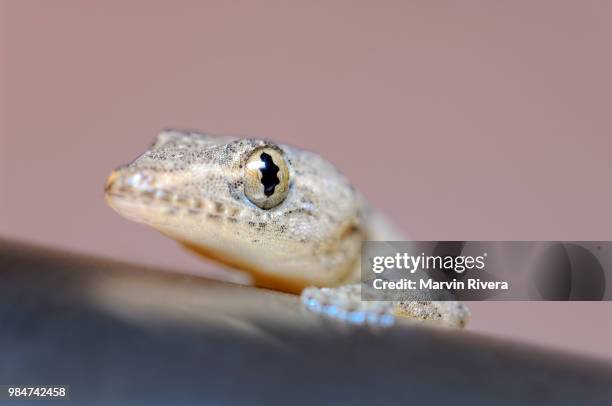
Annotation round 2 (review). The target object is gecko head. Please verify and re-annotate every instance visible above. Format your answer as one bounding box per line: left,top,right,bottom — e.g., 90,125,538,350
105,130,364,292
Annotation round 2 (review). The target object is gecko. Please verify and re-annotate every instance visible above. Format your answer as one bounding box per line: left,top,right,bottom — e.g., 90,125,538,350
104,129,470,328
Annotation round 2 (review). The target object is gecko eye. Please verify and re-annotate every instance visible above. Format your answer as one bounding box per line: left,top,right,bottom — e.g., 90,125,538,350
244,147,290,209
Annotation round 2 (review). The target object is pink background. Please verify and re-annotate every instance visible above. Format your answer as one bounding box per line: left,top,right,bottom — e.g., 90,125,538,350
1,1,611,359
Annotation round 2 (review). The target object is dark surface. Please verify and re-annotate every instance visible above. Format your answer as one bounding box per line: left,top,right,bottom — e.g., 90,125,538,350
1,238,611,405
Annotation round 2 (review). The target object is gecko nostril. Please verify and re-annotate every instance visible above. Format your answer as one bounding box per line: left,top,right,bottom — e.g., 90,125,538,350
104,170,120,193
105,168,156,194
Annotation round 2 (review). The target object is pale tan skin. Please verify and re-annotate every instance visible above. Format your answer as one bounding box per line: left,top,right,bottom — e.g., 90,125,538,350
105,130,469,328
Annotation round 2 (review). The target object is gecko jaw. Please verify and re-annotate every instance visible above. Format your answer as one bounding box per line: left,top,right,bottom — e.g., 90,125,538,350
104,169,243,223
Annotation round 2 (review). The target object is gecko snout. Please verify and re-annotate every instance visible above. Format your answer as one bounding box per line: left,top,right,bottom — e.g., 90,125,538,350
104,170,120,193
105,168,157,194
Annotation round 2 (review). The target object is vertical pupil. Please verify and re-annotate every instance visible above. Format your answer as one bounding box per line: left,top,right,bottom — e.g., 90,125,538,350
259,152,280,197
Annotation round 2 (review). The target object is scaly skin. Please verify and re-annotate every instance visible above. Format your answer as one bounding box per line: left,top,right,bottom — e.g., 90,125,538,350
105,129,469,328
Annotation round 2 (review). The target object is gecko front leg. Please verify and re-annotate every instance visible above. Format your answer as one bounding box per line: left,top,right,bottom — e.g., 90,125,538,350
301,284,470,328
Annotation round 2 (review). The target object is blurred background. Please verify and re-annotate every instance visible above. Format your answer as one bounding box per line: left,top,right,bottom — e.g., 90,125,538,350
1,1,611,359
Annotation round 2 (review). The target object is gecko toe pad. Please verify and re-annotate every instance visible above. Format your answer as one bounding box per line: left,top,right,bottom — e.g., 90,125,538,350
300,285,395,327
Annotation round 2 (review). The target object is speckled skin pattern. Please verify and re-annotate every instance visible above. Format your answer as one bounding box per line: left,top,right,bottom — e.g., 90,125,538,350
105,130,469,328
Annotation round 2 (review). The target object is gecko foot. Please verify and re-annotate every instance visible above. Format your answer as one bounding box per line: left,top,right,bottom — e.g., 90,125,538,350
301,285,395,327
394,300,470,328
301,284,470,328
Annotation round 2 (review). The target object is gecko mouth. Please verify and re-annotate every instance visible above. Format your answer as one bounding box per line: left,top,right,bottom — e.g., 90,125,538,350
104,169,243,221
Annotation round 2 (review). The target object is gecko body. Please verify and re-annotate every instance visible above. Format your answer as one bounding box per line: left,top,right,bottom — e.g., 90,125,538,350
105,130,469,328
